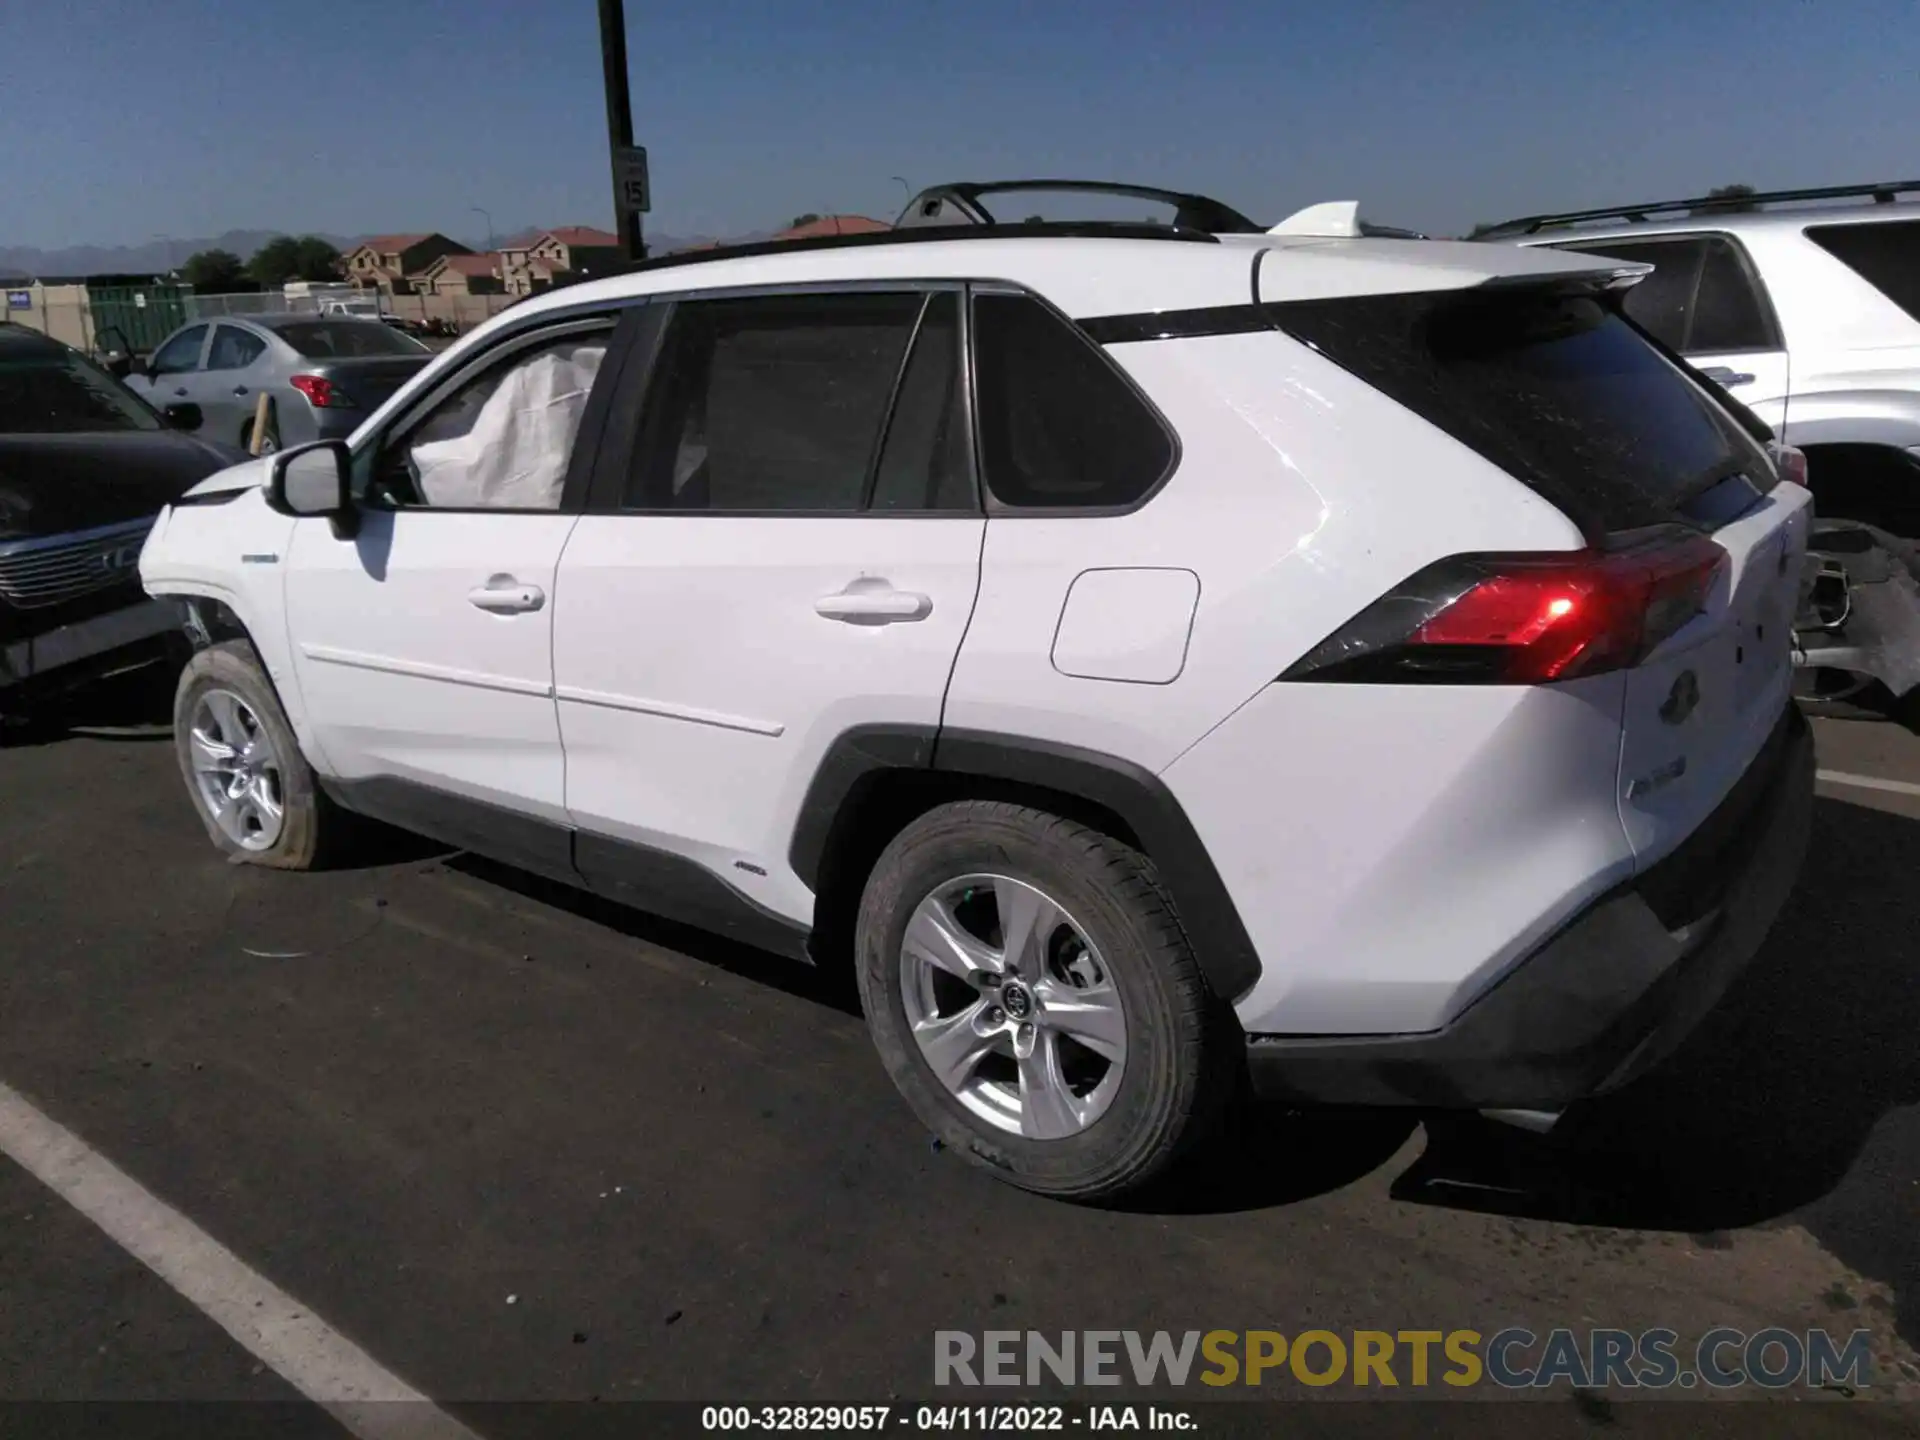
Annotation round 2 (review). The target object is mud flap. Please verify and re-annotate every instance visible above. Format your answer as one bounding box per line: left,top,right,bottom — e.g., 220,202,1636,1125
1794,520,1920,701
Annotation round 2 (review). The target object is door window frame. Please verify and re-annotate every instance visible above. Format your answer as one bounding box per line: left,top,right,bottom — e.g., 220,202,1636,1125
582,279,985,520
1543,230,1784,354
348,305,645,517
148,324,211,376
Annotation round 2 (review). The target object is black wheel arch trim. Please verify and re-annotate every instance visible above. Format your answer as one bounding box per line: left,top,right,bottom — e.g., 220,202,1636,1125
790,724,1262,1003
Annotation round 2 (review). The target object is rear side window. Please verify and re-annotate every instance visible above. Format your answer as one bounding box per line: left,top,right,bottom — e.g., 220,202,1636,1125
1268,288,1766,536
1549,234,1777,353
625,291,924,512
207,325,267,371
869,292,972,511
1805,219,1920,322
971,293,1173,508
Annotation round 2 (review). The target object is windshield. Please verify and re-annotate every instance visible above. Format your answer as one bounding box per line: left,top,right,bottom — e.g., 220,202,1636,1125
0,341,161,434
275,321,429,358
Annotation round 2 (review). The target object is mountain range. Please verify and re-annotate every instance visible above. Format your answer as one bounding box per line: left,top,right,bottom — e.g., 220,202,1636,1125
0,226,721,281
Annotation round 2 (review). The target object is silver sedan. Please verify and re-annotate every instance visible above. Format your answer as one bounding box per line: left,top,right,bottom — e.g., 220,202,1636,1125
124,314,434,453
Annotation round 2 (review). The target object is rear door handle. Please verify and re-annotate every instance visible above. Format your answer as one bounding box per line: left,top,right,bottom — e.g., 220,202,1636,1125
232,385,249,396
467,575,546,614
172,386,189,397
814,585,932,623
1698,365,1756,388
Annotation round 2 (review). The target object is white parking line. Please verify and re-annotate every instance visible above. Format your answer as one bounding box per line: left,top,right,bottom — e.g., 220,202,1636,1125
0,1079,482,1440
1815,768,1920,799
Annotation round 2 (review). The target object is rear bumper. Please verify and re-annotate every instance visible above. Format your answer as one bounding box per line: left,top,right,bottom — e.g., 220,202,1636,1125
1245,702,1814,1109
0,598,183,698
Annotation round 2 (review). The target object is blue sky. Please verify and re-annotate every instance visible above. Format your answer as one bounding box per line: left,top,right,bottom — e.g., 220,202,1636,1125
5,0,1916,248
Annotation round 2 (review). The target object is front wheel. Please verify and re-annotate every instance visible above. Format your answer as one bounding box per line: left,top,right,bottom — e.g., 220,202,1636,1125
172,639,336,868
855,800,1234,1201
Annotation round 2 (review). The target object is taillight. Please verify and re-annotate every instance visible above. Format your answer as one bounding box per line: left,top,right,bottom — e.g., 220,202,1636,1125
289,373,345,408
1283,529,1727,685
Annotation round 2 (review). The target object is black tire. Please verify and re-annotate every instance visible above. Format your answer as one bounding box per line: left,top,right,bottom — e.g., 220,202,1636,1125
855,800,1234,1201
172,639,336,869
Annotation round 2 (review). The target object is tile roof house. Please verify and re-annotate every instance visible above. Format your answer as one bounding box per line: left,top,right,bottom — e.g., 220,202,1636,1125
500,227,625,295
413,252,505,296
344,233,472,294
773,215,891,241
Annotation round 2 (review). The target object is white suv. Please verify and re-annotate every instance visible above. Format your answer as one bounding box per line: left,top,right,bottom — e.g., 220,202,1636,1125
1479,180,1920,532
139,182,1816,1200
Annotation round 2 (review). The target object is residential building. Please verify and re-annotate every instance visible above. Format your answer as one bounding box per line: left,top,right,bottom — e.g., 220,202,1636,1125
343,233,472,294
413,253,504,296
500,227,624,295
773,215,891,241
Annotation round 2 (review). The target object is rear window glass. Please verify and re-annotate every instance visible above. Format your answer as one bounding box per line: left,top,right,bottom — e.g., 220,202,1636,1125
972,293,1174,509
1267,288,1765,535
274,321,428,358
1805,219,1920,322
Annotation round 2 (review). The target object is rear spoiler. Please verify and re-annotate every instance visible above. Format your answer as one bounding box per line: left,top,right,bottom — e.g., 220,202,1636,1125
1267,200,1428,240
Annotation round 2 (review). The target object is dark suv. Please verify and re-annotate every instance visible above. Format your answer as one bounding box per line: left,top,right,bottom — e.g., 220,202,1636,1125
0,324,243,725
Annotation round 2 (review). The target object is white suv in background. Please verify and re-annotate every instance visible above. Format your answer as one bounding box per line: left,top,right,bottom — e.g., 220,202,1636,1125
1479,180,1920,533
139,182,1815,1200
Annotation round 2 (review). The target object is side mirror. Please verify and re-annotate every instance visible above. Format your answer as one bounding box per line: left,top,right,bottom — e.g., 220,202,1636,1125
266,440,357,536
161,402,202,431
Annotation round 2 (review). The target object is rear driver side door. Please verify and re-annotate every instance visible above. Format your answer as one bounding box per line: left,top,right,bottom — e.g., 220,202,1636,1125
553,286,984,928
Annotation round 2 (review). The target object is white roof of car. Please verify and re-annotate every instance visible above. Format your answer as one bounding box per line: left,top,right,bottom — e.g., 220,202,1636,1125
486,231,1642,336
1496,197,1920,247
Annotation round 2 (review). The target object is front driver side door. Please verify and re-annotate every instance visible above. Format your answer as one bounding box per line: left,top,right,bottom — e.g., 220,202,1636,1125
132,323,209,407
282,310,628,870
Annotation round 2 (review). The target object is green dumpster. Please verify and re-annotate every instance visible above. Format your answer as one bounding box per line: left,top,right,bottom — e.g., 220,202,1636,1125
85,277,189,355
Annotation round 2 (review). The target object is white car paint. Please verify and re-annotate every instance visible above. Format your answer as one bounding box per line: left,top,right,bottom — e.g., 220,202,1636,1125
140,225,1805,1047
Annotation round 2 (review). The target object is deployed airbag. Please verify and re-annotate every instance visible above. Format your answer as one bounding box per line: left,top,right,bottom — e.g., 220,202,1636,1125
410,342,605,509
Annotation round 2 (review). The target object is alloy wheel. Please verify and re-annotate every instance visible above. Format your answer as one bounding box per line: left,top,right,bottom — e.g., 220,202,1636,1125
187,688,286,851
898,873,1127,1140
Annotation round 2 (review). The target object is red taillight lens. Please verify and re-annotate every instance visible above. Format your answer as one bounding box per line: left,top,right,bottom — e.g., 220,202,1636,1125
289,373,340,407
1284,530,1727,685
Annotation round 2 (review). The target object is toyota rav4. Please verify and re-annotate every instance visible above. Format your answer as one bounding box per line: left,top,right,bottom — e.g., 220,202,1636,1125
138,182,1815,1200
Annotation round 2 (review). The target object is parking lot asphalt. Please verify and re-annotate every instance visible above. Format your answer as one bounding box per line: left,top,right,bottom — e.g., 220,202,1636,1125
1,669,1918,1427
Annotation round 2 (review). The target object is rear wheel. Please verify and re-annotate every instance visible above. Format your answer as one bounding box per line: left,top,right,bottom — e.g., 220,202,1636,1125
855,800,1233,1200
173,640,336,869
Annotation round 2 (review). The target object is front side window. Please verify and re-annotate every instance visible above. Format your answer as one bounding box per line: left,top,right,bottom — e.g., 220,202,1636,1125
0,341,160,434
972,292,1175,509
624,291,926,512
148,325,208,375
369,325,613,511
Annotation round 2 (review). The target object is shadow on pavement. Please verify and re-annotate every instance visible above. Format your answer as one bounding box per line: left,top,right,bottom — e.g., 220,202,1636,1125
2,654,179,746
445,852,865,1019
1390,796,1920,1347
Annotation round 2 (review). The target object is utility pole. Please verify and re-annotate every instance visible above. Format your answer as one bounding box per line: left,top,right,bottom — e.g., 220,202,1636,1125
597,0,646,261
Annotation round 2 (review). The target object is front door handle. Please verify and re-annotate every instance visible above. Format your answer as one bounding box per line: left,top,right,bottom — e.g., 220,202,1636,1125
233,385,249,396
173,386,189,397
467,575,546,614
814,582,932,624
1698,365,1756,388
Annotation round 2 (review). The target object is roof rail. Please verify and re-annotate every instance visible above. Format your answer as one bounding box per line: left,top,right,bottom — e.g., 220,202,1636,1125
595,219,1219,282
1477,179,1920,237
894,180,1264,237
